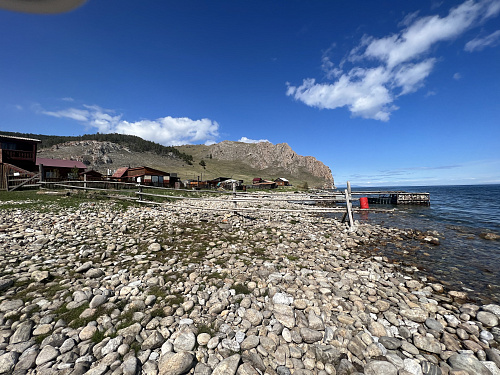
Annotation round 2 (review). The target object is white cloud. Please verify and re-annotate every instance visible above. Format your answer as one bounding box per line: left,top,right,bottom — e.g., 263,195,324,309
453,72,462,80
287,0,500,121
238,137,271,144
41,105,219,146
465,29,500,51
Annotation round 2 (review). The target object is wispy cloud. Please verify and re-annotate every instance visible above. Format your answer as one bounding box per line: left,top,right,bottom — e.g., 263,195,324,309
287,0,500,121
465,29,500,51
40,104,219,146
238,136,271,144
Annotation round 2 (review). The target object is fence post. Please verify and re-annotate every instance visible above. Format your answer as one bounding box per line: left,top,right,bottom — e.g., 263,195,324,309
232,181,237,213
137,182,143,202
341,181,354,229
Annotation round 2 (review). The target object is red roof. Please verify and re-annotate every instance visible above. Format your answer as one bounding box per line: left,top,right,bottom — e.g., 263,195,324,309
112,167,129,178
36,158,86,169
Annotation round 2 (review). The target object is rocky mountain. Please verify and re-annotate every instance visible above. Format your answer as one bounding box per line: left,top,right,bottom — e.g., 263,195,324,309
36,138,334,188
207,141,334,187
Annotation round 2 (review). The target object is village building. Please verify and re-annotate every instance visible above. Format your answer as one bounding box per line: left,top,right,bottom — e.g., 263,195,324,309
0,135,41,190
274,177,291,187
251,177,277,189
79,169,103,181
37,158,87,181
111,166,179,187
0,134,40,172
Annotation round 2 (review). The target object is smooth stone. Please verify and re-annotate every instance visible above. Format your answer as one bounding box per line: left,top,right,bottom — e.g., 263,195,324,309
142,331,165,350
10,321,33,344
158,352,194,375
485,349,500,369
401,309,428,323
89,294,108,308
0,299,24,312
0,279,14,292
241,335,259,350
244,309,263,326
212,354,240,375
448,353,493,375
197,333,211,346
0,352,19,374
477,311,499,327
122,356,139,375
79,325,97,341
173,331,196,352
276,365,292,375
35,345,59,366
422,361,442,375
31,270,50,282
364,360,398,375
85,268,105,278
413,334,442,354
14,346,38,371
194,362,212,375
379,336,402,350
300,327,323,344
404,358,423,375
425,318,444,332
273,292,293,305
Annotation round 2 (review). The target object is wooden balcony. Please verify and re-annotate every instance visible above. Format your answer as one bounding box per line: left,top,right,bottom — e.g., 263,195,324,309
2,149,36,161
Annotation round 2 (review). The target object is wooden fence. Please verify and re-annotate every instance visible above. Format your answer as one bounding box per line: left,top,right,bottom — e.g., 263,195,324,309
38,180,390,229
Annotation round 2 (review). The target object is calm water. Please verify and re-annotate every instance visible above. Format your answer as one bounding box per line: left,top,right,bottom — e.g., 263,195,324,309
333,184,500,304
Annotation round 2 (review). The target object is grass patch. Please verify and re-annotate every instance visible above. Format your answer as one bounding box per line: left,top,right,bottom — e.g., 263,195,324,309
91,329,106,344
34,332,52,345
165,293,184,306
286,255,299,261
148,285,168,299
197,322,215,336
233,283,251,295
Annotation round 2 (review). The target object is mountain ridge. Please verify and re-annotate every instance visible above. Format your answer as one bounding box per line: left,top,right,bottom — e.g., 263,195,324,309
1,132,334,188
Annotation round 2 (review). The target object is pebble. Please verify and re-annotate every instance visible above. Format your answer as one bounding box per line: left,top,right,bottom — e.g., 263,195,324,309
0,199,498,375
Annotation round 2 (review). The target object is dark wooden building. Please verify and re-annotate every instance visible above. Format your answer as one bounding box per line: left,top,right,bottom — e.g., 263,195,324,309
0,135,41,190
37,158,87,181
111,166,179,187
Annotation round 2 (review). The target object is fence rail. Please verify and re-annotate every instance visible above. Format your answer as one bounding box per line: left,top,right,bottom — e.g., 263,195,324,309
36,180,391,229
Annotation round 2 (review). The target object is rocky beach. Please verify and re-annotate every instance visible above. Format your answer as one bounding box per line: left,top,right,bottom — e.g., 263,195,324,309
0,194,499,375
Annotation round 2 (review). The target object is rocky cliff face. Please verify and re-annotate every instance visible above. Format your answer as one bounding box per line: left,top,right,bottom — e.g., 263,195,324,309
39,140,130,166
209,141,334,188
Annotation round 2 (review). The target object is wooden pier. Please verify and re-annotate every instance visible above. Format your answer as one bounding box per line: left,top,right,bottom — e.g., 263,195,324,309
312,190,430,206
351,191,430,205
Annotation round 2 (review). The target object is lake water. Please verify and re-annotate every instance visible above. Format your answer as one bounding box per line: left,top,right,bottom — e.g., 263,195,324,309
332,184,500,305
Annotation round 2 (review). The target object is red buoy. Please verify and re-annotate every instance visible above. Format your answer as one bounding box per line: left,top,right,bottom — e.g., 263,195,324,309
360,197,369,209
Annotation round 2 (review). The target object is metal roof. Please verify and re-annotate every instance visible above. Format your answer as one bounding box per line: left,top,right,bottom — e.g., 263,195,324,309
36,158,86,169
111,167,129,178
0,134,41,143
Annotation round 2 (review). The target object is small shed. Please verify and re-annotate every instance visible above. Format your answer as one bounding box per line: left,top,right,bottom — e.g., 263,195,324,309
80,169,103,181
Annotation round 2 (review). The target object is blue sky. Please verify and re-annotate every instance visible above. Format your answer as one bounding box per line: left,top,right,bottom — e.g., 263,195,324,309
1,0,499,186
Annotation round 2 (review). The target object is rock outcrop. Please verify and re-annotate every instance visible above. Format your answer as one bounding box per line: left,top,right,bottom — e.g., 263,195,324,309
208,141,334,188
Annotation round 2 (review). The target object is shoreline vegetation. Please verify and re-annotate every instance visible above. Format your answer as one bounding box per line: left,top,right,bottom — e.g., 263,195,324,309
0,191,499,374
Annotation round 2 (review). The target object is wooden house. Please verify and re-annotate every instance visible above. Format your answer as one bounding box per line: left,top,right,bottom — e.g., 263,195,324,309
37,158,87,181
0,134,41,190
274,177,291,187
111,166,178,187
